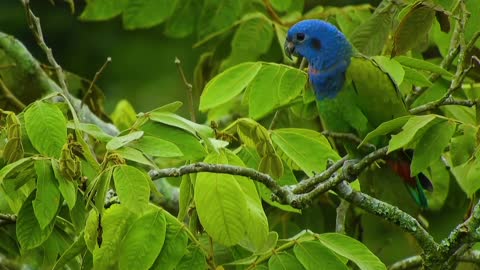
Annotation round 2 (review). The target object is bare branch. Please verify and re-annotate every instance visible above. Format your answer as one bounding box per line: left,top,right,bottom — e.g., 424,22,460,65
0,77,26,110
175,57,196,122
81,57,112,108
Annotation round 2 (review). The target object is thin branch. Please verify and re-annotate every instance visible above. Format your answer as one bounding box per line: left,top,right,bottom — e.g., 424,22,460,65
262,0,283,25
268,110,280,130
0,77,26,110
175,57,196,122
336,200,350,234
322,130,376,150
388,255,422,270
81,57,111,108
335,181,439,255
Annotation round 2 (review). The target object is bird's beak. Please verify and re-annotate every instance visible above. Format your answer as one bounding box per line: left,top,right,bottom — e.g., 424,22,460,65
284,41,295,60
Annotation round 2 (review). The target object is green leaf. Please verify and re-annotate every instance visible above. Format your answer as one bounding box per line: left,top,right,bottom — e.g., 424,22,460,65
113,147,156,167
119,207,167,270
271,128,339,176
269,252,304,270
16,192,55,250
175,246,207,270
113,165,150,212
84,209,99,252
294,241,348,270
452,154,480,198
197,0,242,38
128,135,183,157
403,66,433,87
141,121,206,160
111,99,137,131
80,0,128,21
67,122,113,142
33,159,60,229
52,233,87,270
148,111,213,138
194,153,248,246
350,8,392,56
151,211,189,270
424,158,450,210
52,160,77,210
178,174,192,221
221,15,274,69
123,0,177,29
25,101,67,158
372,56,405,85
318,233,386,270
93,204,136,270
361,116,411,146
388,115,439,153
164,0,199,38
248,64,307,119
395,56,453,77
0,157,33,183
199,62,262,111
106,131,144,151
411,120,456,175
392,3,435,56
450,124,477,167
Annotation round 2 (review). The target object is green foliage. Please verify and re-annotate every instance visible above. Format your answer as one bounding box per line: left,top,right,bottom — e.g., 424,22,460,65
2,0,480,269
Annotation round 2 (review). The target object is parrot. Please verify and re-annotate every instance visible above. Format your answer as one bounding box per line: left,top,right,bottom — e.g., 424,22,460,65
284,19,433,208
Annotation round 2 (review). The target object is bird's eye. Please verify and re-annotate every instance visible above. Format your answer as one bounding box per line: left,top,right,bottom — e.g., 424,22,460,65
296,33,305,41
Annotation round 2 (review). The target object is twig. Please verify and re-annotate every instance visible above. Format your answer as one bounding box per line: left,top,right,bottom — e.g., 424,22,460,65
22,0,68,94
335,181,439,255
0,213,16,226
175,57,196,122
336,200,350,234
268,110,280,130
0,77,26,110
322,130,376,150
388,255,422,270
262,0,283,25
81,57,111,108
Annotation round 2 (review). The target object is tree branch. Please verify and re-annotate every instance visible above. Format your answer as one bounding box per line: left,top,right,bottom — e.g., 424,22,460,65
322,130,376,150
175,57,196,122
0,77,26,110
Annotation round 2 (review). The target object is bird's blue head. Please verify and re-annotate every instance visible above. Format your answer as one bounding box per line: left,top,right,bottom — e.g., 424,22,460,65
285,19,352,72
285,20,353,99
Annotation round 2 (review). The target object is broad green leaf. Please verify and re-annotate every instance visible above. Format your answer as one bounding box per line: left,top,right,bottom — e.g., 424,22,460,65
123,0,177,29
271,128,339,176
113,147,156,167
224,150,269,251
392,3,435,56
361,116,411,146
16,192,55,250
271,0,292,12
175,246,207,270
151,211,189,270
93,204,136,270
128,135,183,157
403,66,433,87
200,62,262,111
52,233,87,270
274,23,295,64
148,111,213,138
148,101,184,113
268,252,304,270
70,192,88,231
52,160,77,210
119,207,167,270
424,158,450,210
67,122,113,142
294,241,348,270
388,115,439,153
452,155,480,198
164,0,199,38
221,15,274,69
450,124,477,167
318,233,386,270
411,120,456,175
106,131,144,151
141,121,207,160
0,157,33,183
113,165,150,212
84,209,99,252
350,8,392,56
178,174,192,221
372,56,405,85
395,56,453,77
80,0,128,21
33,159,60,229
111,99,137,131
197,0,242,38
25,101,67,158
249,64,307,119
194,153,248,246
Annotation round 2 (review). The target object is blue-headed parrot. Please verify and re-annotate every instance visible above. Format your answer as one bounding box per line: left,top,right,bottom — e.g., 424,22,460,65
284,19,433,208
